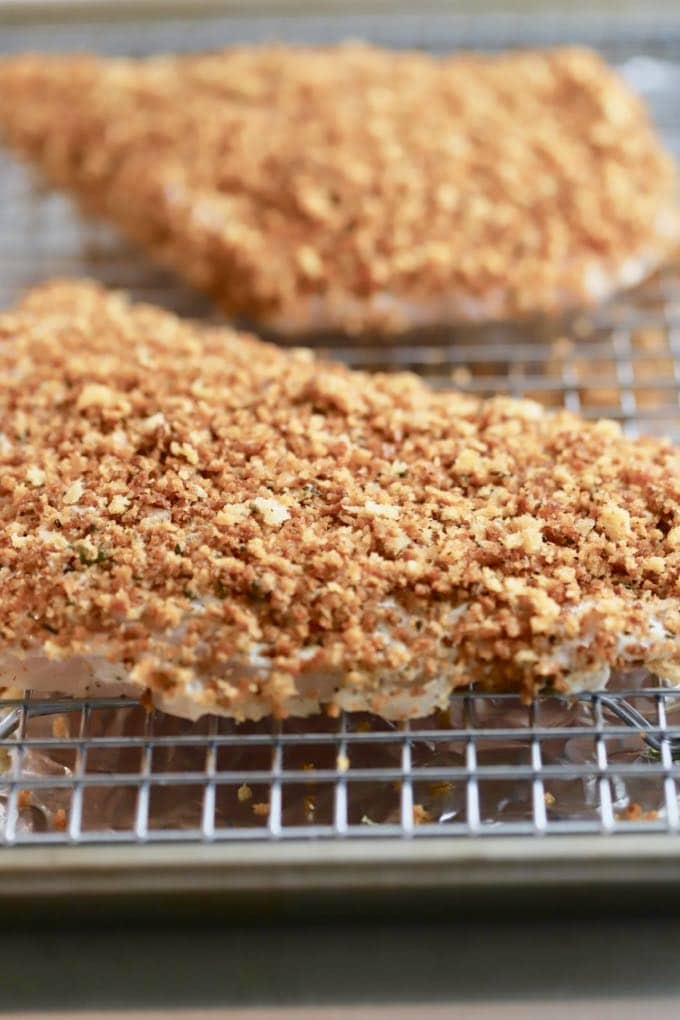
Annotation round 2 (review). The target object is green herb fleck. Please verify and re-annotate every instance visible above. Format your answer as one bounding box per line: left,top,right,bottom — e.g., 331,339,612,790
77,545,109,566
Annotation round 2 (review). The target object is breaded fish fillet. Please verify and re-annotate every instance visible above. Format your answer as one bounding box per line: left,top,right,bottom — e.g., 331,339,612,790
0,280,679,720
0,44,677,334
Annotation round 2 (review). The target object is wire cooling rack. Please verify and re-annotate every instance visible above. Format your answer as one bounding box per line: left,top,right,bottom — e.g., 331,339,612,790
3,8,680,853
2,687,680,845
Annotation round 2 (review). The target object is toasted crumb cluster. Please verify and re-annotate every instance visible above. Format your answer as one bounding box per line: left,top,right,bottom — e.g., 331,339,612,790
0,281,679,719
0,44,677,333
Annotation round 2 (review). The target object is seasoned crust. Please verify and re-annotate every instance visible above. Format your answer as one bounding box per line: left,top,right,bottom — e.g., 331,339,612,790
0,44,677,334
0,280,679,719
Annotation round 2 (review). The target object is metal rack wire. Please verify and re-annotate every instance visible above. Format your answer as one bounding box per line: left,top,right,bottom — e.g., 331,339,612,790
3,10,680,849
3,687,680,845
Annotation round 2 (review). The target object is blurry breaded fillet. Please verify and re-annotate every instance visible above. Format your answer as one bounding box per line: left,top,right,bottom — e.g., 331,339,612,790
1,280,680,720
0,44,677,334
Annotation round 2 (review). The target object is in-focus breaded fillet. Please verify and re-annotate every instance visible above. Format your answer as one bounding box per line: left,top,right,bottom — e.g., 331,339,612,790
0,44,677,334
1,281,679,720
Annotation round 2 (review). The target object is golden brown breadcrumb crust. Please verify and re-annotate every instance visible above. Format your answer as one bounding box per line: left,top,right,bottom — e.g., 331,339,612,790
0,44,677,333
0,281,679,719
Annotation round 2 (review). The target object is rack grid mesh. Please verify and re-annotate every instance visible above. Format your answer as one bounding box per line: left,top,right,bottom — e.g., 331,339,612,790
3,687,680,845
3,10,680,845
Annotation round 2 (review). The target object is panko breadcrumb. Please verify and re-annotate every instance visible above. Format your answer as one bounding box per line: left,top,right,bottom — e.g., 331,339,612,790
0,44,677,334
1,280,680,721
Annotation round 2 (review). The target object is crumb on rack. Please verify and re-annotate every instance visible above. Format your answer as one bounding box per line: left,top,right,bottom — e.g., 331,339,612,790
140,689,154,715
428,780,455,797
413,803,432,825
17,789,32,810
51,715,70,740
616,802,659,822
